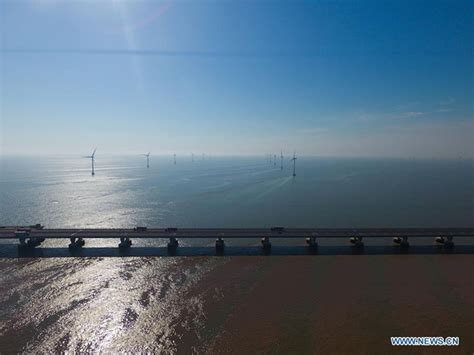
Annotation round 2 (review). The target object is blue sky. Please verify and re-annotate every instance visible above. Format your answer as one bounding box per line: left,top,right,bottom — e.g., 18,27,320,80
1,0,472,157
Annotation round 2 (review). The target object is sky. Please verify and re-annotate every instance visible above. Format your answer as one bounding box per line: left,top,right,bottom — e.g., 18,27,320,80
0,0,472,157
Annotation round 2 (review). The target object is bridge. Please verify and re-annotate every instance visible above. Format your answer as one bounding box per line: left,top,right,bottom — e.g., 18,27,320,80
1,226,473,253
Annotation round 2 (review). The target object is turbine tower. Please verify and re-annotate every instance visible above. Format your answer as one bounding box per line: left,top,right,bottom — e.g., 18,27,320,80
274,154,277,167
142,152,150,168
83,148,97,176
191,153,194,163
280,151,283,170
174,153,176,165
291,151,297,177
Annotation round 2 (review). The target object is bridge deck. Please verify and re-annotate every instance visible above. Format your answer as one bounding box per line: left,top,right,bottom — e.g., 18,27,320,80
0,227,473,239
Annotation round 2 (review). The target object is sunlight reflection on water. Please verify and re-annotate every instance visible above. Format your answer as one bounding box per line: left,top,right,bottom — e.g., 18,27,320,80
0,257,224,353
1,156,473,228
1,157,473,352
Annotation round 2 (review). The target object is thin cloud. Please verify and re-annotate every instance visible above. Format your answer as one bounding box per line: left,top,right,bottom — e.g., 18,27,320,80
360,99,461,122
378,111,427,120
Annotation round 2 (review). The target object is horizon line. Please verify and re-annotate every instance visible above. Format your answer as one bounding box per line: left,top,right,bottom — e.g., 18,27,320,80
0,153,472,160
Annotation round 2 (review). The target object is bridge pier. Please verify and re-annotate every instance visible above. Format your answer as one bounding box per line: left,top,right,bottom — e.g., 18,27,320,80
435,236,454,248
20,237,45,249
17,232,27,247
119,237,132,249
446,236,454,248
28,237,45,247
350,236,364,248
393,236,409,248
168,237,179,253
306,236,318,252
261,236,271,253
69,237,85,250
215,237,225,254
16,231,45,249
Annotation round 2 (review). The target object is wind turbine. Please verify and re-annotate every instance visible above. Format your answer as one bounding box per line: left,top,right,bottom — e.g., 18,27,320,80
191,153,194,162
142,152,150,168
280,151,283,170
174,153,176,165
83,148,97,176
274,154,277,167
290,151,297,177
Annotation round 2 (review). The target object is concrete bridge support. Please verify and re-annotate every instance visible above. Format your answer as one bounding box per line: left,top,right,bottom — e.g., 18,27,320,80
119,237,132,249
69,237,85,249
261,236,271,253
350,236,364,248
17,231,45,249
168,237,179,253
215,237,225,254
393,236,409,248
435,236,454,248
306,236,318,252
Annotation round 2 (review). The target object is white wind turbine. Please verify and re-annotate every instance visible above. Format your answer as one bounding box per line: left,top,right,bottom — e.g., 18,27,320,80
83,148,97,176
142,152,150,168
290,151,297,177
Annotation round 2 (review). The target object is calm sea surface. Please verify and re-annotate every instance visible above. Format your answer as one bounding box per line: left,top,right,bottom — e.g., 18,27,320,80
1,155,473,228
0,156,473,353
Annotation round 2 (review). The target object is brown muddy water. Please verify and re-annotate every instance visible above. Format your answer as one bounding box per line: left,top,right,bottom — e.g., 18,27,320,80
0,255,473,354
